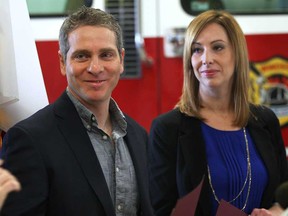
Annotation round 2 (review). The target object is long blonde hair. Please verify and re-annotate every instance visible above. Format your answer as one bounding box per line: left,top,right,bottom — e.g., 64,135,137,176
176,10,250,127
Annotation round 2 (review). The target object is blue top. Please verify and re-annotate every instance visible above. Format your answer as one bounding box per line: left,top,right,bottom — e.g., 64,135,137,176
201,123,268,215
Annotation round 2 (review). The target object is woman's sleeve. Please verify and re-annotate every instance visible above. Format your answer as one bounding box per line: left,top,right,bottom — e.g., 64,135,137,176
148,117,179,216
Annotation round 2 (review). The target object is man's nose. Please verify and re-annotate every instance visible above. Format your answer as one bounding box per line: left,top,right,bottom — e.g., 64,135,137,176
87,57,103,73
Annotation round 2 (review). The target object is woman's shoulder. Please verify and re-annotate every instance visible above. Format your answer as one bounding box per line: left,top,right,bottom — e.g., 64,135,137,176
250,104,276,116
153,108,191,124
150,108,183,130
249,103,278,124
151,108,199,132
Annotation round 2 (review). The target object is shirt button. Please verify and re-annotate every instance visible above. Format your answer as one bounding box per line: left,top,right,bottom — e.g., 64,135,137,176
116,167,120,172
91,116,96,122
86,125,91,130
102,135,108,140
117,204,122,211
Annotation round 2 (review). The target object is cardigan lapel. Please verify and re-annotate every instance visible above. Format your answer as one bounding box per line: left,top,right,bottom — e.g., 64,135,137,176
178,115,211,215
248,117,277,177
53,92,115,216
178,116,207,187
247,115,278,205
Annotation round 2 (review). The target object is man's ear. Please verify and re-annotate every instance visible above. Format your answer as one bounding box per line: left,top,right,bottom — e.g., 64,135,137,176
120,48,125,74
58,50,66,76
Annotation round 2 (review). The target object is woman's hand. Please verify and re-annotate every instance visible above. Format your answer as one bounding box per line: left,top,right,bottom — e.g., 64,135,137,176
250,204,284,216
250,208,273,216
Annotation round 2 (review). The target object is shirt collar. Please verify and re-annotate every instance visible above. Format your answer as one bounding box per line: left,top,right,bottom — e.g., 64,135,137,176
66,89,127,133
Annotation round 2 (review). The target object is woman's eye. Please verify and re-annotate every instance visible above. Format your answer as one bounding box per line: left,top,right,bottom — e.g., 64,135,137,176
192,47,202,53
214,45,224,51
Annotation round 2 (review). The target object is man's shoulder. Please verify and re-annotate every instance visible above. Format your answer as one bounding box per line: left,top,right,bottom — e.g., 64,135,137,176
13,103,54,129
15,91,71,128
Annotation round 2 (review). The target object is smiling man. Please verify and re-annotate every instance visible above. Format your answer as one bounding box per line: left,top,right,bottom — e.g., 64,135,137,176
0,7,154,216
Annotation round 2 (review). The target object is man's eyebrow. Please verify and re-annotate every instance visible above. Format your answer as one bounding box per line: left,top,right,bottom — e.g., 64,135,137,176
99,47,117,52
72,49,90,54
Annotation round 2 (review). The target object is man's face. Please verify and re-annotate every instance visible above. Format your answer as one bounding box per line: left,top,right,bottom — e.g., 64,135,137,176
59,25,124,107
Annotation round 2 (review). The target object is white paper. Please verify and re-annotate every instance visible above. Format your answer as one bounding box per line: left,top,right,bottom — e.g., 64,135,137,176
0,0,49,131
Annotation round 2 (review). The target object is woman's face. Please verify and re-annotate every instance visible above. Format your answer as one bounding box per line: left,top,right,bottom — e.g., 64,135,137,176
191,23,235,94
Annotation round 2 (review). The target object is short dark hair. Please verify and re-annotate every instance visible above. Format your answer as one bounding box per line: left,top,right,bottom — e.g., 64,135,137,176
59,6,123,62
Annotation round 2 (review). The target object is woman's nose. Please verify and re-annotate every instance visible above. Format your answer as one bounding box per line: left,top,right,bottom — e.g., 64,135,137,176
201,51,213,65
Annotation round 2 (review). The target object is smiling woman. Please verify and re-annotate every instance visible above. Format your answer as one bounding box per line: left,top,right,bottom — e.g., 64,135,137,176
148,9,288,216
26,0,93,16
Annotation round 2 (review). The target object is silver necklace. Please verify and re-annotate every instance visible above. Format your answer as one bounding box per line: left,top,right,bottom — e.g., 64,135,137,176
207,127,252,211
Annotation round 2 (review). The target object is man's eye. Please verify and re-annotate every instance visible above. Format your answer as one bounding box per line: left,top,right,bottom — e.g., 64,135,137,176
101,52,113,58
75,53,88,60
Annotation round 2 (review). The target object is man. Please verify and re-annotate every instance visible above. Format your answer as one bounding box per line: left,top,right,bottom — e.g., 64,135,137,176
0,7,154,216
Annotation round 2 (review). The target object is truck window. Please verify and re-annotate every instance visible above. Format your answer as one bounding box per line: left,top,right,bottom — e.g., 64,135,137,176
180,0,288,15
26,0,93,17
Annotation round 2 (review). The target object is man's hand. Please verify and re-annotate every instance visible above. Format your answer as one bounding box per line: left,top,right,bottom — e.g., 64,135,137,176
0,160,21,209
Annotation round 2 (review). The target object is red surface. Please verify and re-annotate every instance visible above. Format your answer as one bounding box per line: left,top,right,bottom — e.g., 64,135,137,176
246,33,288,61
36,34,288,146
36,41,67,103
246,33,288,146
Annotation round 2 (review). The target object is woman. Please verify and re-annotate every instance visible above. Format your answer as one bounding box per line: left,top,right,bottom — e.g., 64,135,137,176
148,10,288,216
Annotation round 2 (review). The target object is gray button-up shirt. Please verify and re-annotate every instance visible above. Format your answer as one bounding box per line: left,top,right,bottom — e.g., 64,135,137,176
67,90,138,216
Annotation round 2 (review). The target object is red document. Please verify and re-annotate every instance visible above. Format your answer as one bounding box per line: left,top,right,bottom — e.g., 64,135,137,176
216,200,248,216
171,178,204,216
171,177,248,216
